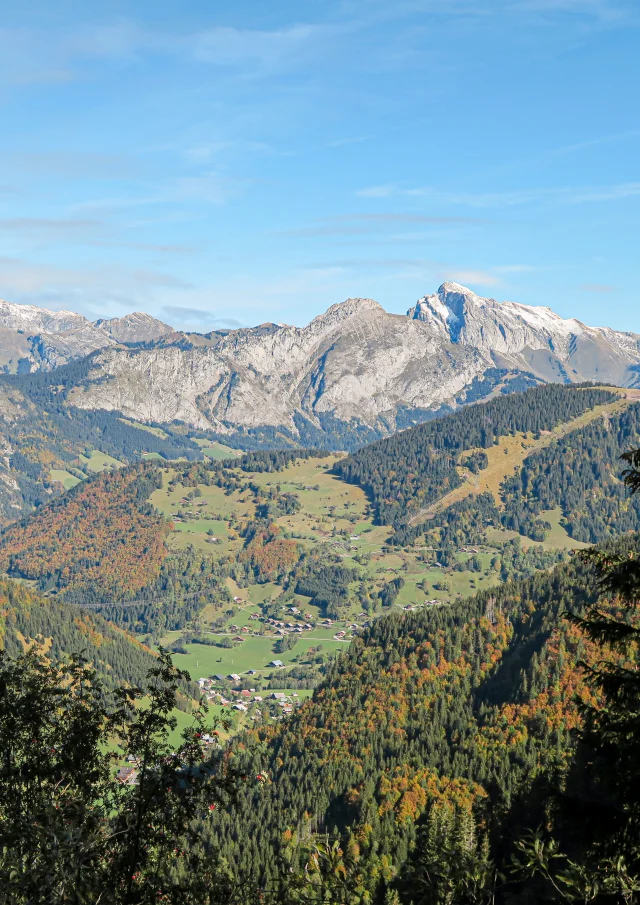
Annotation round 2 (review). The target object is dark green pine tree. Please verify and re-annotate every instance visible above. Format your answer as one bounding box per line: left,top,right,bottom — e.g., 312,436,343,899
515,447,640,902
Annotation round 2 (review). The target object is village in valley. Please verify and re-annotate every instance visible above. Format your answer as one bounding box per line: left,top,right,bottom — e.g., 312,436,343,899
142,442,581,735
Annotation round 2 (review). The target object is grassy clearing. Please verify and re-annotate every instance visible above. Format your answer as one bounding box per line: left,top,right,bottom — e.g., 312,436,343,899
193,439,240,460
78,450,124,473
49,468,82,490
167,635,346,681
50,448,126,489
485,507,591,552
119,419,169,439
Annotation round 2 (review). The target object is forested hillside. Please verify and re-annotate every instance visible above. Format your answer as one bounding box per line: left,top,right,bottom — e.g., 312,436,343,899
0,464,170,599
0,463,232,636
0,578,158,691
389,398,640,554
500,401,640,542
334,384,617,525
203,536,627,899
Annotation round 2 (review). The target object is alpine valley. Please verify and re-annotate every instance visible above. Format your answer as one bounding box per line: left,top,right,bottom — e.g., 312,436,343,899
1,284,640,904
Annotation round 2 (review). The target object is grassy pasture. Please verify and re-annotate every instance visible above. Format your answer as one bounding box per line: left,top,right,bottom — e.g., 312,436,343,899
193,439,240,460
78,450,124,473
119,419,169,439
150,421,617,701
49,468,82,490
168,634,346,681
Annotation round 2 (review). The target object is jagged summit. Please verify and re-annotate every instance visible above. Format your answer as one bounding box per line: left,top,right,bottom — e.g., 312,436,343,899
409,282,586,340
407,282,640,383
309,296,384,329
0,298,88,334
94,312,174,343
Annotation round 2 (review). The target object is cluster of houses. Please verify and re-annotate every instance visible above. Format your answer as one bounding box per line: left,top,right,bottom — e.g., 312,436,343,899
209,604,375,646
214,604,326,641
401,600,442,611
196,673,301,720
333,622,363,639
268,691,298,715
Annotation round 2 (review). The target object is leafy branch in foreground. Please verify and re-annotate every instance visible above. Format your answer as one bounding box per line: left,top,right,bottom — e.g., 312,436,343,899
0,647,240,905
513,830,640,905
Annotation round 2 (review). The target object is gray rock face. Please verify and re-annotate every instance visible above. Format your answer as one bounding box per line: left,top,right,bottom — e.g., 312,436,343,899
71,298,487,437
408,282,640,386
0,299,88,335
4,284,640,445
0,298,173,373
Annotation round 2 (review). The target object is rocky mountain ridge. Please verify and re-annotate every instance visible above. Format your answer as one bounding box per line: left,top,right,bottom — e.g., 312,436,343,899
63,283,640,447
0,298,174,373
2,283,638,449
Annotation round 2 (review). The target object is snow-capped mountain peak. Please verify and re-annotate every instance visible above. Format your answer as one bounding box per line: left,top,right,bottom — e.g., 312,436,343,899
408,282,640,384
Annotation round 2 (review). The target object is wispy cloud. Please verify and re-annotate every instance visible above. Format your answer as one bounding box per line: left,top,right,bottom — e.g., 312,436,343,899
325,135,373,148
0,255,194,319
174,171,247,205
357,181,640,207
72,169,245,214
8,151,139,179
0,1,635,88
343,213,476,223
494,264,538,273
189,24,331,69
0,217,102,237
549,128,640,156
0,19,337,86
301,255,537,291
437,268,502,287
357,184,398,198
0,217,197,255
161,305,244,329
514,0,635,22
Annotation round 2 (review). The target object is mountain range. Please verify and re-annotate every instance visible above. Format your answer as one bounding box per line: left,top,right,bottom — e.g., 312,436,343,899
1,282,639,451
0,298,173,373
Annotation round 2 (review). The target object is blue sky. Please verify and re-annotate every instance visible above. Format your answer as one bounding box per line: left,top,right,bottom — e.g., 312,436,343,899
0,0,639,332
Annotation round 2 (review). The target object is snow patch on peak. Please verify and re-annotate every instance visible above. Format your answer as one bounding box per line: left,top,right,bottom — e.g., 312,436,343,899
0,298,89,333
500,300,585,336
438,281,476,296
407,281,634,362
